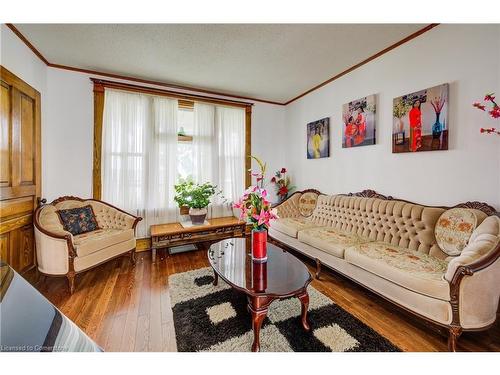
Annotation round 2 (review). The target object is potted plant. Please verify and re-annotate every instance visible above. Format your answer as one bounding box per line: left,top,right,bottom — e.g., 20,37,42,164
174,179,194,215
233,156,278,261
174,180,220,225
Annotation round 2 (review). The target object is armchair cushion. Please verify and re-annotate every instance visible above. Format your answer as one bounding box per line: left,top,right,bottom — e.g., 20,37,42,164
73,228,135,257
57,205,99,235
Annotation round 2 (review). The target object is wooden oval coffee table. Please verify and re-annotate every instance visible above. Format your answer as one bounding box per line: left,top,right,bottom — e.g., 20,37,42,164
208,237,312,352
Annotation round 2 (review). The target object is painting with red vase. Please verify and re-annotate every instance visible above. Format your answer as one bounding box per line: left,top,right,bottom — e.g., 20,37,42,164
392,83,449,153
342,94,376,148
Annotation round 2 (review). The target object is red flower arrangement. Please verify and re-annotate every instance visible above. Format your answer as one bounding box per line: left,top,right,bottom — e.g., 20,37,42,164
430,95,446,113
270,168,295,202
473,93,500,135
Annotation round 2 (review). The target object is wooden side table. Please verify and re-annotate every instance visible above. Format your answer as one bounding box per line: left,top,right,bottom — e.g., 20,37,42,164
150,216,247,262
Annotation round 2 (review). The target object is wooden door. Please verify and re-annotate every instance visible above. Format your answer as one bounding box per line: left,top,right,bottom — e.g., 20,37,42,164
0,66,41,274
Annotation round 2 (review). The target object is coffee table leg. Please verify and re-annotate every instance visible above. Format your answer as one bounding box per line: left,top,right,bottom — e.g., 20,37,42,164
248,296,273,352
213,271,218,286
298,292,310,331
152,248,157,263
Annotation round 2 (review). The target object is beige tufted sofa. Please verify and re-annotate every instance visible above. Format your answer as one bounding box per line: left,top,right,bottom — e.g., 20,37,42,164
34,196,142,294
269,189,500,351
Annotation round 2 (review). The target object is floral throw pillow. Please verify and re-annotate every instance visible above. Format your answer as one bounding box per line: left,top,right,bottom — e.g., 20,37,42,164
298,192,318,217
57,205,99,236
435,208,482,256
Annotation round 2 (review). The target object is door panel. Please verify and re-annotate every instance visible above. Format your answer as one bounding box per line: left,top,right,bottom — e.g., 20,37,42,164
18,225,35,273
0,66,40,274
0,233,8,262
0,83,11,187
20,94,35,185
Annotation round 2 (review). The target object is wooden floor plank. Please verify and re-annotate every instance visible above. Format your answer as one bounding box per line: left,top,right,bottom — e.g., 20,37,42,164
23,248,499,352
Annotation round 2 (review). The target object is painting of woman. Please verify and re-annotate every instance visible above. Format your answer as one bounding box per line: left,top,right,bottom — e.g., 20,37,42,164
392,83,448,153
342,94,376,148
344,116,357,147
354,107,366,146
312,126,322,158
307,117,330,159
409,100,422,152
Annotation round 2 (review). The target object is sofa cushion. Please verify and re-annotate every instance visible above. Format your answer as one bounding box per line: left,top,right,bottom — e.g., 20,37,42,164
57,205,99,235
271,217,318,238
298,227,371,258
74,228,134,257
345,242,450,301
435,208,487,256
298,192,319,217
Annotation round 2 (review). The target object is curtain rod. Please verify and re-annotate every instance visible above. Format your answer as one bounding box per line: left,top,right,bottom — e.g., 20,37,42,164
90,78,254,108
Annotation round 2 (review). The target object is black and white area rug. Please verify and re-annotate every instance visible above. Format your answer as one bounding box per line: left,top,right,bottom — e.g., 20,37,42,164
168,267,400,352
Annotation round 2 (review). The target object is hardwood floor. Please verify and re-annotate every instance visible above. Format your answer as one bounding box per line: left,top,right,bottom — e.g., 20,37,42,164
24,248,500,352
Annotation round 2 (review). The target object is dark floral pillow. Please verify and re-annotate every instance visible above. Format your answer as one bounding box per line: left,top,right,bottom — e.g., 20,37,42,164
57,205,99,235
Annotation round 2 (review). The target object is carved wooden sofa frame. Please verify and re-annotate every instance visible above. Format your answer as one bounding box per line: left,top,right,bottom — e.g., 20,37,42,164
269,189,499,352
34,196,142,294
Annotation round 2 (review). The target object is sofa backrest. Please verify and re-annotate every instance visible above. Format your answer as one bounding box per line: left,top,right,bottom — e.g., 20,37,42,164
38,199,131,232
308,194,448,258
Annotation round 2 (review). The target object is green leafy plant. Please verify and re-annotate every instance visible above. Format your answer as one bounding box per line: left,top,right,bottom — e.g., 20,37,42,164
174,179,222,209
393,98,411,119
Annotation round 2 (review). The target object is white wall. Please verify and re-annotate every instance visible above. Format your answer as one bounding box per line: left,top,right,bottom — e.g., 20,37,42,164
251,102,286,201
44,69,95,199
285,24,500,209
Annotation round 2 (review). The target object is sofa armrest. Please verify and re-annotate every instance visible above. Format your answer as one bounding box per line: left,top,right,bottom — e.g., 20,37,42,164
445,216,500,282
34,227,74,274
273,192,302,219
444,216,500,329
33,215,76,257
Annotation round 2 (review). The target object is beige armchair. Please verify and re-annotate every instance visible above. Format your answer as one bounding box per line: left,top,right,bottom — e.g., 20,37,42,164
34,196,142,293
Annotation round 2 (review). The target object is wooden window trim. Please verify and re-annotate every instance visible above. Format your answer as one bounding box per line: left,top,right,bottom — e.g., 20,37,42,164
92,80,252,200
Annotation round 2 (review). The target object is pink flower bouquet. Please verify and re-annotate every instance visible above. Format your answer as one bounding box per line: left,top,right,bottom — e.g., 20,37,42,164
233,156,278,231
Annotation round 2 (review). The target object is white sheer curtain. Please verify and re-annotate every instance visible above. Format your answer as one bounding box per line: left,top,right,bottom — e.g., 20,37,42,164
193,103,216,184
102,89,178,237
193,103,245,218
214,105,245,217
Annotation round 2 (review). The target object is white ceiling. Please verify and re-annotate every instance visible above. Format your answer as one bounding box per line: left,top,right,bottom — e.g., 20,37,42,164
15,24,427,103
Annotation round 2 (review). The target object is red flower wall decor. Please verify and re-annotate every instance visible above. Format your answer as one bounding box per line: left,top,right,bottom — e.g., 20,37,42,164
473,93,500,135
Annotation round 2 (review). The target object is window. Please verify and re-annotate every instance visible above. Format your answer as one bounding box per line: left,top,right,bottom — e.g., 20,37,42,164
97,87,248,238
177,108,194,181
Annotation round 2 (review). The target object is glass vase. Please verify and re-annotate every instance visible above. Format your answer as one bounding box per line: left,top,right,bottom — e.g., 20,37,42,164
432,112,442,139
252,228,267,262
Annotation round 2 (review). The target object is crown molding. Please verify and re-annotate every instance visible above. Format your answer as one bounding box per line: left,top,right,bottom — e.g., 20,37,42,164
6,23,439,106
284,23,440,105
5,23,50,65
